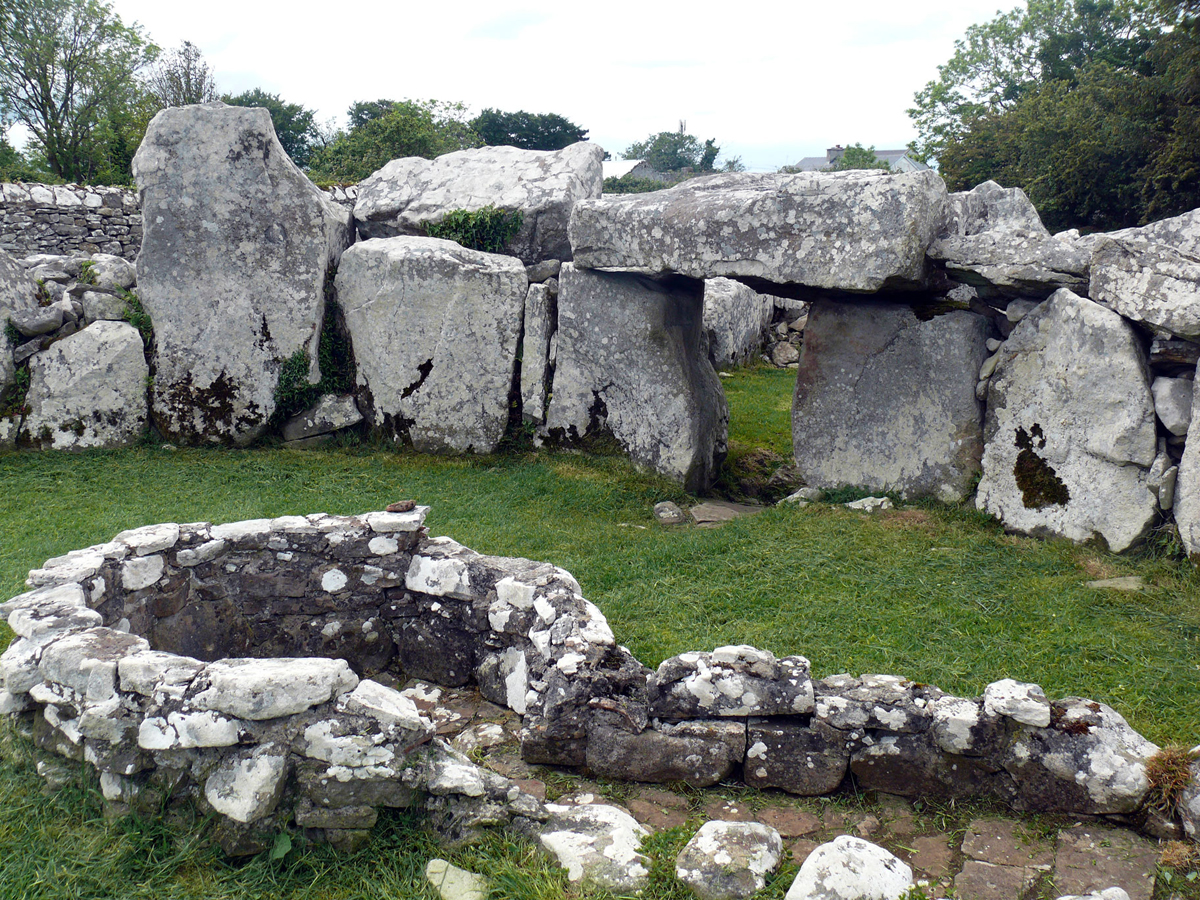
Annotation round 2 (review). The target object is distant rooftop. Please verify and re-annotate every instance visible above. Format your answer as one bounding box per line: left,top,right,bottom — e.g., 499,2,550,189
791,145,928,173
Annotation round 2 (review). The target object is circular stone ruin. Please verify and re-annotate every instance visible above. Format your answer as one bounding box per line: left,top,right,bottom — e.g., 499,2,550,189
1,507,1197,858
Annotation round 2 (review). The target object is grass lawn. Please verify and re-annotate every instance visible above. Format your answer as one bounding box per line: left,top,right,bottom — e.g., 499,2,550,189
0,362,1197,898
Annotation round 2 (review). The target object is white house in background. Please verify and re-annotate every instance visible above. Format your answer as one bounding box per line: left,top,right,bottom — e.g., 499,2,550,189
790,145,930,173
602,159,668,182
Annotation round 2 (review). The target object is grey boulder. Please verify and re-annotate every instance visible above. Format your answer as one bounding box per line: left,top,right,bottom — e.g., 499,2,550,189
538,803,651,893
354,142,603,264
281,394,362,442
1174,370,1200,556
541,264,727,491
22,321,149,449
792,300,990,501
785,835,913,900
676,821,783,900
703,278,775,368
0,246,36,330
929,181,1089,298
1090,236,1200,339
335,236,527,453
569,170,947,293
976,289,1159,552
132,102,353,445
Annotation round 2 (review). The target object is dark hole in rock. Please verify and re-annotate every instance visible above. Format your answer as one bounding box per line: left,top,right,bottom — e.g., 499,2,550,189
1013,424,1070,509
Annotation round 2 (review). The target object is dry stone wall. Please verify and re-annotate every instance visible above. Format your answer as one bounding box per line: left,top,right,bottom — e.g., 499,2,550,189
1,509,1191,857
0,183,142,261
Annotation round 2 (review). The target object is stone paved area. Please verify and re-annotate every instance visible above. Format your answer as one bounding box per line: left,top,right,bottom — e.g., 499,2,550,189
410,680,1178,900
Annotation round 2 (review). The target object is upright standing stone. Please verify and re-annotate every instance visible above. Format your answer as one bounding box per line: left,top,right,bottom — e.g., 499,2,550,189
1174,366,1200,557
22,321,148,449
976,289,1159,552
353,142,603,264
570,170,947,294
542,264,727,491
521,282,555,424
132,102,353,445
336,236,527,453
1,246,35,396
792,300,990,501
703,278,775,368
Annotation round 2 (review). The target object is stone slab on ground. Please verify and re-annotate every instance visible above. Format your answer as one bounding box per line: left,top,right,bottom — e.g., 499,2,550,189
961,818,1055,869
953,860,1039,900
690,501,765,526
909,835,954,878
1053,825,1158,900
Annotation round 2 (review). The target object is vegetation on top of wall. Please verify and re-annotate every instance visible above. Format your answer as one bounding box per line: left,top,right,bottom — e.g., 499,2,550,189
603,174,673,194
269,289,357,428
423,205,523,254
118,288,153,351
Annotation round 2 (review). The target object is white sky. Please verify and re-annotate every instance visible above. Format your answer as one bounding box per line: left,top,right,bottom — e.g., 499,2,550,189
33,0,1017,171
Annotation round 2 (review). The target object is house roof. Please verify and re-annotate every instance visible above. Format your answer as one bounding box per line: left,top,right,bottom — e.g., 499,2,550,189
603,159,652,179
789,148,929,173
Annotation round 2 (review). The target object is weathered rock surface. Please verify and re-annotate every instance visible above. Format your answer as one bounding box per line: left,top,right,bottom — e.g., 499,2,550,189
676,821,783,900
1001,698,1157,814
585,720,745,787
425,859,488,900
22,321,148,449
744,718,850,795
520,282,555,424
203,747,289,823
354,142,603,264
0,245,35,331
281,394,362,442
1105,206,1200,256
649,646,813,718
542,265,727,491
792,300,990,501
976,289,1159,552
703,278,774,368
785,835,912,900
1176,369,1200,556
1181,758,1200,839
570,170,947,293
336,236,527,453
1090,237,1200,339
930,181,1089,298
1151,376,1193,435
538,803,651,893
132,102,353,445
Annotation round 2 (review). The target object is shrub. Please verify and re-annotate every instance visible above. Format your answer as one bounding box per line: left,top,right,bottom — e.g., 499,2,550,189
118,288,153,350
603,174,671,194
424,205,523,254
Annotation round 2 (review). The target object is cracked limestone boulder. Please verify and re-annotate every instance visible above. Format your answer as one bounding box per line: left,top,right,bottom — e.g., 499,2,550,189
353,142,603,264
676,821,783,900
1089,236,1200,340
132,102,353,445
785,835,912,900
791,299,991,501
22,321,149,449
335,236,527,454
538,803,651,894
928,180,1089,298
976,289,1159,552
703,278,775,368
541,264,727,491
570,170,947,294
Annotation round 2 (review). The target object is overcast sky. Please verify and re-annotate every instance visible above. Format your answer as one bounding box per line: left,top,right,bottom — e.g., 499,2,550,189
99,0,1011,172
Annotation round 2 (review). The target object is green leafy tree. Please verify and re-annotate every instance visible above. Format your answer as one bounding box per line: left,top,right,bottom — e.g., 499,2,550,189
0,0,158,182
222,88,321,166
825,143,892,172
347,99,399,130
470,108,588,150
307,99,481,183
624,128,704,171
145,40,217,108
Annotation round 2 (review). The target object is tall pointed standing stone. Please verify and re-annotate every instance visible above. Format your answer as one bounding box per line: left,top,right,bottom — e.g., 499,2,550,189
132,103,353,445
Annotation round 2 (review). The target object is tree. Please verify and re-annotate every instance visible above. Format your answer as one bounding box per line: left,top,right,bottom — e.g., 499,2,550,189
470,108,588,151
623,122,741,173
908,0,1161,162
0,0,158,182
146,40,217,108
825,143,892,172
306,99,481,183
222,88,320,166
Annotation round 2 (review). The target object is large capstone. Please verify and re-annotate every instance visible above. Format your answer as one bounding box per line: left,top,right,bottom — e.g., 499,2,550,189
22,321,149,449
929,180,1089,298
353,142,603,264
703,278,775,368
569,170,947,294
976,289,1159,552
131,102,353,445
541,264,727,491
791,300,990,501
1089,236,1200,340
335,236,527,453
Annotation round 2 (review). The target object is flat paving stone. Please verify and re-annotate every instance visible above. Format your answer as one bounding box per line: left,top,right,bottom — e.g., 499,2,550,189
910,834,955,878
953,860,1038,900
514,778,546,801
626,799,689,831
1054,825,1158,900
701,798,756,822
788,838,820,866
962,818,1055,869
689,501,765,527
755,806,820,837
631,786,689,810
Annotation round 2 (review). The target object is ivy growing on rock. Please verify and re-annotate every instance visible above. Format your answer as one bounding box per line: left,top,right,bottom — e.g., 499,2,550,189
424,205,523,254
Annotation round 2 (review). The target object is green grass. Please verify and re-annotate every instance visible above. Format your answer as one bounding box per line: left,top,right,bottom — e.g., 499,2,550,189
0,366,1197,897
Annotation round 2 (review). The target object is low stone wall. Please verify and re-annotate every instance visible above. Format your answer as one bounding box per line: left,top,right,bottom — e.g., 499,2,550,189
2,509,1194,855
0,183,142,261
